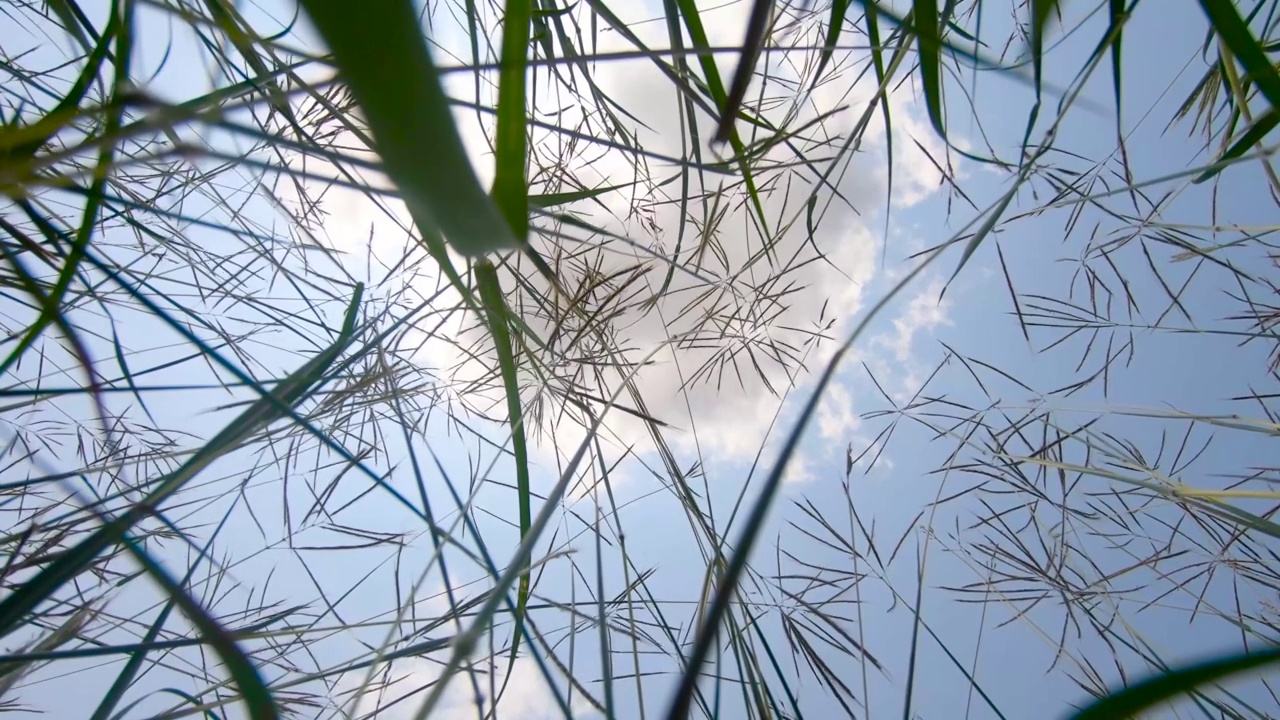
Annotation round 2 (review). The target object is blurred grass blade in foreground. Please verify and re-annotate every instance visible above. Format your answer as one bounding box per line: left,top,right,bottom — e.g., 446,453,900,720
1068,646,1280,720
299,0,518,256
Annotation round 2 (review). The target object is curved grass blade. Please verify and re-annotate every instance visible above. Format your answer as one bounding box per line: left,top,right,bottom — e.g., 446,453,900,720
89,496,240,720
864,2,895,265
487,5,535,663
111,688,223,720
121,537,278,720
671,0,772,240
811,0,851,90
0,0,128,381
529,181,638,209
1196,108,1280,185
1023,0,1061,162
1192,0,1280,182
298,0,517,256
1104,0,1128,132
45,0,97,54
474,260,532,662
1198,0,1280,111
1067,646,1280,720
1030,0,1063,60
0,9,113,161
714,0,773,144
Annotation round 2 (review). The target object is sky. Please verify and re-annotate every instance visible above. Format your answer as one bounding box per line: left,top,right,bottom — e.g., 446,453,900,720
2,0,1280,719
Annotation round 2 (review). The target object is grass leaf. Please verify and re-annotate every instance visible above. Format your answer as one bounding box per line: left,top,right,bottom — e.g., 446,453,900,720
714,0,773,144
1198,0,1280,112
913,0,946,137
812,0,851,90
298,0,517,256
474,259,532,662
122,538,278,720
492,0,533,239
1068,647,1280,720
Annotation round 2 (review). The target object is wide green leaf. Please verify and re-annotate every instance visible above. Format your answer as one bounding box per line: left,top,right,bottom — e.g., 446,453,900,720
299,0,517,256
1068,647,1280,720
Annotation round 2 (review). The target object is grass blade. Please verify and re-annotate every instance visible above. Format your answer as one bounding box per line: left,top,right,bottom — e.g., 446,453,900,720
90,500,240,720
122,537,278,720
1198,0,1280,112
913,0,946,136
1196,109,1280,183
492,0,533,239
474,260,532,662
714,0,773,143
298,0,517,256
812,0,851,90
1068,647,1280,720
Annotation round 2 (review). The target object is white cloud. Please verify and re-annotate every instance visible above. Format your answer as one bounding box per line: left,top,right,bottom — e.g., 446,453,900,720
883,278,952,364
817,381,860,441
305,1,955,472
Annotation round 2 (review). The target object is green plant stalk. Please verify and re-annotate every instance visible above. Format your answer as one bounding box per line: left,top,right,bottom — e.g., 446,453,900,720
475,260,532,660
486,0,534,665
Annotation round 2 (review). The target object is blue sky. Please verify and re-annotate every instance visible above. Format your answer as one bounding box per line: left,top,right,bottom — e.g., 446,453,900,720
4,0,1280,719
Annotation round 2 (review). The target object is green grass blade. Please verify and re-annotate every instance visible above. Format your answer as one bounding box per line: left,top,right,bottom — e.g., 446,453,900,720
492,0,532,240
671,0,772,240
474,260,532,662
1196,109,1280,185
90,500,239,720
121,538,278,720
45,0,96,53
864,3,895,264
1023,0,1059,160
901,549,927,720
298,0,517,256
111,688,223,720
0,10,112,160
714,0,773,144
529,181,638,209
812,0,851,90
1198,0,1280,112
200,0,294,122
912,0,946,136
0,0,128,379
1030,0,1063,59
1067,647,1280,720
1107,0,1126,121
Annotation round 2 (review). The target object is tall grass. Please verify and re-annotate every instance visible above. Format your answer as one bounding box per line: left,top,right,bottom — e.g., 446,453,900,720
2,0,1280,718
